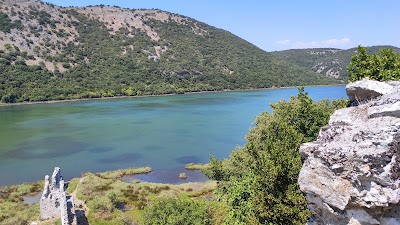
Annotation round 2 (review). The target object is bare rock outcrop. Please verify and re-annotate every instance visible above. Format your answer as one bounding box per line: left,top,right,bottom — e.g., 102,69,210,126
299,79,400,225
346,78,394,104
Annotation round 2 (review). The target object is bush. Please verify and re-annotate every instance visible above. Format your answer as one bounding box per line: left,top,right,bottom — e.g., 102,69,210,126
207,88,348,225
141,196,220,225
347,45,400,82
0,12,13,33
1,93,18,103
89,192,118,213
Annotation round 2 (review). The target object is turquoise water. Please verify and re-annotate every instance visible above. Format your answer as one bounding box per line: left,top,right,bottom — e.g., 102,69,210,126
0,86,346,186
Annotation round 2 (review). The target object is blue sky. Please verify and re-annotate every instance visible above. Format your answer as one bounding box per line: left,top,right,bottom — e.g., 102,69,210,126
46,0,400,51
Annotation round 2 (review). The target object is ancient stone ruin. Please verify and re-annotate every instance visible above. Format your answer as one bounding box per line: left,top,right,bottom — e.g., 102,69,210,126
299,78,400,225
40,167,76,225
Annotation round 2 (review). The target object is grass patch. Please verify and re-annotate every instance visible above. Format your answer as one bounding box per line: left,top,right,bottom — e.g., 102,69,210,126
0,167,216,224
66,178,79,194
96,167,153,180
75,168,216,224
185,163,210,170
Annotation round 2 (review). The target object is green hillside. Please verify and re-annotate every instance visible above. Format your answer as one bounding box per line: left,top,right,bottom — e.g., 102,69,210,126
0,0,337,103
271,46,400,82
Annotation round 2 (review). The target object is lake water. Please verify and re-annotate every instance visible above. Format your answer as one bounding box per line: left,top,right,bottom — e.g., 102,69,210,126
0,86,346,186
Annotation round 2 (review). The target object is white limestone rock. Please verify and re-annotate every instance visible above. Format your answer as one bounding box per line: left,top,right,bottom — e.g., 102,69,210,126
368,101,400,118
299,79,400,225
346,78,394,104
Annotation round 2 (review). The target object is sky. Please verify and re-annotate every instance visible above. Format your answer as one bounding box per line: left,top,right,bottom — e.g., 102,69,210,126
45,0,400,52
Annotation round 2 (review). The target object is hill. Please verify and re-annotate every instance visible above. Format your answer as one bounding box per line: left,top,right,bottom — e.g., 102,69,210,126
271,46,400,82
0,0,337,103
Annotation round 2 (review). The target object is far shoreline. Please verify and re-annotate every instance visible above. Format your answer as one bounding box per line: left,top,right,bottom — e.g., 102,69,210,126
0,84,345,107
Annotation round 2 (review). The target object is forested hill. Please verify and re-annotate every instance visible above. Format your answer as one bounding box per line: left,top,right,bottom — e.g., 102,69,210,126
271,46,400,82
0,0,339,103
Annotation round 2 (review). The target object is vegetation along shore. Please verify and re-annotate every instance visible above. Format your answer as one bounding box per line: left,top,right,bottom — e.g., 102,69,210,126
0,84,345,107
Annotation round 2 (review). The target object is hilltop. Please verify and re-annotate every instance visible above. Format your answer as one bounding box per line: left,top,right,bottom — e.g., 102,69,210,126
0,0,337,103
271,45,400,82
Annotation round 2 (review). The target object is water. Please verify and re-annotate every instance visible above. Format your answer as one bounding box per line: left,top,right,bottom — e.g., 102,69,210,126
0,86,346,186
23,192,42,205
122,170,209,185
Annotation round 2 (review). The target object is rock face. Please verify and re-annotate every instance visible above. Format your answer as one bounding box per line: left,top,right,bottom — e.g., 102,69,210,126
299,79,400,225
346,78,394,104
40,167,76,225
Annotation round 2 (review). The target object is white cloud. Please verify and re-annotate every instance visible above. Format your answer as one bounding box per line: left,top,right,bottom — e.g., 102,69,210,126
275,39,291,45
274,38,352,49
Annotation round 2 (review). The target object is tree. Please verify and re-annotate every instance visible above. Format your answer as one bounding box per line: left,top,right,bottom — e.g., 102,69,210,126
347,45,400,82
207,89,348,225
1,92,18,103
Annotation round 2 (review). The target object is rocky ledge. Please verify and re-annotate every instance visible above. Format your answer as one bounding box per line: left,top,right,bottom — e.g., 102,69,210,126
299,78,400,225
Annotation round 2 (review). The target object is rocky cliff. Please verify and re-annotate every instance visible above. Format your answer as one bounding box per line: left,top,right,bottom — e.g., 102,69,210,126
299,78,400,225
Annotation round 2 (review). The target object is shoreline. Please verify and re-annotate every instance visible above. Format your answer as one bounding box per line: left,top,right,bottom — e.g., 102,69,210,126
0,165,209,188
1,166,216,224
0,84,345,107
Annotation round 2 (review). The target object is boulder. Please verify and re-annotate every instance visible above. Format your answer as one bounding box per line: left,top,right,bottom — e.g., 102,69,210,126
179,173,188,179
299,79,400,225
346,78,393,105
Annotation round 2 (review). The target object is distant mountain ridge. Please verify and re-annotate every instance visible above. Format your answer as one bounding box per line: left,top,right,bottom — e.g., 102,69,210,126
271,45,400,82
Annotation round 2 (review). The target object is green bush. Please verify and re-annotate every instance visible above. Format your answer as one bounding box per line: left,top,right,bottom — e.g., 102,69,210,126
347,45,400,82
1,93,18,103
89,192,118,213
0,12,13,33
207,88,348,225
141,196,221,225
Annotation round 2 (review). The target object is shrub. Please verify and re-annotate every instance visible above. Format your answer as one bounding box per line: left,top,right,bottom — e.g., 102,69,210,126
0,12,13,33
89,192,118,213
348,45,400,82
141,196,216,225
1,93,18,103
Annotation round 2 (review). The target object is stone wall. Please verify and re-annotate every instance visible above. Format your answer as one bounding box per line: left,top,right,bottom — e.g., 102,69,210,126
299,78,400,225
